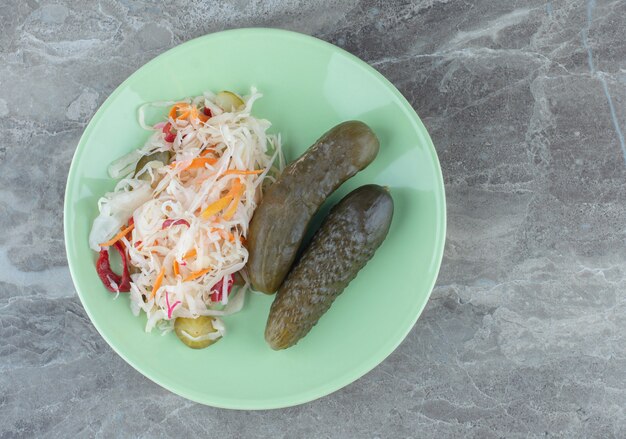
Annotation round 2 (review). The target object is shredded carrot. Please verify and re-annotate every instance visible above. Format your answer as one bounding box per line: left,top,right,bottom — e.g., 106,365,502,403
211,227,236,242
230,179,243,194
189,106,199,120
221,169,264,176
169,156,217,171
200,194,233,219
223,180,245,220
150,266,165,299
184,267,211,282
99,223,135,247
173,260,180,277
169,103,191,120
183,248,197,260
190,106,210,122
170,104,207,122
200,178,245,220
186,157,217,170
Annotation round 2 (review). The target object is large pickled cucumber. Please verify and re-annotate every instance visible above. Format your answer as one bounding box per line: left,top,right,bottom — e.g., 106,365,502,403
248,121,380,293
265,184,393,350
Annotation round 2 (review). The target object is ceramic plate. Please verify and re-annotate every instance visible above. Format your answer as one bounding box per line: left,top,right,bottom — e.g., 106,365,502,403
64,28,445,409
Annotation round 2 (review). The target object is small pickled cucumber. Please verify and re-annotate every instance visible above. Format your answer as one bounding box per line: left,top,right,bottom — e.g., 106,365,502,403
215,91,244,112
265,185,394,350
248,121,380,294
174,316,222,349
134,150,173,182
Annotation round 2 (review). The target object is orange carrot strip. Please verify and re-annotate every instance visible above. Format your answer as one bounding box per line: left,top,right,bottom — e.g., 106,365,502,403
169,103,188,119
199,178,243,220
183,249,197,260
223,180,245,220
185,157,217,170
169,156,217,171
210,227,236,242
169,103,192,120
183,267,211,282
173,260,180,277
99,223,135,247
221,169,264,176
150,266,165,299
229,179,242,194
183,106,208,122
200,194,233,219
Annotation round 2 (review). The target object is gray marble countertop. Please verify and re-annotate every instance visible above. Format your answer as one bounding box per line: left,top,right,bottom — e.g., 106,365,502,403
1,1,625,438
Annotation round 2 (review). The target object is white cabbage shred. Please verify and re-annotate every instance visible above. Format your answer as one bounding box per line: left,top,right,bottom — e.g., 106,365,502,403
89,88,284,334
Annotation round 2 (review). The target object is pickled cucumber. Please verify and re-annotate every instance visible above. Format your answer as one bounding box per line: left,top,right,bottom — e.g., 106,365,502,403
265,184,393,350
248,121,380,293
134,150,173,182
215,91,245,112
174,316,223,349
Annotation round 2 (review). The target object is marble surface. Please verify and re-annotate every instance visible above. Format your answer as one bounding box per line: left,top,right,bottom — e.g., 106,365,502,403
1,0,625,437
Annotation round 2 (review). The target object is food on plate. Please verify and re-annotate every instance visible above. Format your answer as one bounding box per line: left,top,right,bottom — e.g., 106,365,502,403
134,150,173,183
89,88,284,347
215,91,245,112
265,184,393,350
247,121,380,294
174,316,224,349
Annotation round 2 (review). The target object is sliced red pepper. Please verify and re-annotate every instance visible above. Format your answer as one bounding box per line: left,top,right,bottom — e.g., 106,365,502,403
203,107,212,117
162,122,176,142
162,218,191,229
96,241,131,293
210,274,234,302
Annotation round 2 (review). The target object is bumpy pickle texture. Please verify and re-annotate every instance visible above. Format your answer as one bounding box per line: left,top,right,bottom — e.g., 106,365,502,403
265,185,394,350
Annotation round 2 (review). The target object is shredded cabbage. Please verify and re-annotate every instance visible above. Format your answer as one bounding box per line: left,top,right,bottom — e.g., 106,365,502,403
90,88,284,334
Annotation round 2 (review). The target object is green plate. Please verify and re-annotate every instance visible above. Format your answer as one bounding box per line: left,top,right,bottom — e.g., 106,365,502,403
64,28,445,409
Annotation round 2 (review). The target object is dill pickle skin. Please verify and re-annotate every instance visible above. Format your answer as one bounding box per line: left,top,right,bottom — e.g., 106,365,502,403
265,184,394,350
248,121,380,294
134,150,173,181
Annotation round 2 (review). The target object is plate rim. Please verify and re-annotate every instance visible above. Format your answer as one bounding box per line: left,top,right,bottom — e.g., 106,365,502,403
63,27,446,410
